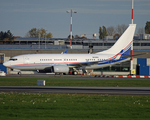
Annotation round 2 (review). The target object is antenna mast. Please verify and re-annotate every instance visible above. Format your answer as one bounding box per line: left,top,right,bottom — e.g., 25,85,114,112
130,0,134,74
131,0,134,24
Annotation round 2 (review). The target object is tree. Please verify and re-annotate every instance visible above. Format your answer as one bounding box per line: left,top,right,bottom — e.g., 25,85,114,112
137,28,145,34
115,24,128,35
26,28,53,38
7,30,14,40
37,28,46,38
107,26,115,36
113,33,120,40
0,30,14,41
145,21,150,34
3,32,9,39
99,27,103,39
46,32,53,38
99,26,107,39
102,26,108,38
27,28,37,38
0,31,4,40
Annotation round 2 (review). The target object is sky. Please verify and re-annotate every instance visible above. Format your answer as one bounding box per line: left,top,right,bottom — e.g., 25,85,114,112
1,0,150,38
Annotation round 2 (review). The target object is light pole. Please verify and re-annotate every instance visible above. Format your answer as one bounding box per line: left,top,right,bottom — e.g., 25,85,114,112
44,27,47,49
38,29,41,49
45,29,47,49
66,9,77,49
130,0,134,74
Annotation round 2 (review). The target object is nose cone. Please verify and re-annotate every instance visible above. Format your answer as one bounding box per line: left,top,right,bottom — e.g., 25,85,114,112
3,61,9,67
3,62,6,67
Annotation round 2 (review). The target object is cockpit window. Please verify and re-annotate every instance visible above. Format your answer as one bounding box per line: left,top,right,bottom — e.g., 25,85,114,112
9,58,17,61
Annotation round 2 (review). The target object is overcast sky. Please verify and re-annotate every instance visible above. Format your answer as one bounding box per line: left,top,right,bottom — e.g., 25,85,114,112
1,0,150,38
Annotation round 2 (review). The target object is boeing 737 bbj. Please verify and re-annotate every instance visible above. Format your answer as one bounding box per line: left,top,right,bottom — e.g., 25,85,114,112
3,24,136,75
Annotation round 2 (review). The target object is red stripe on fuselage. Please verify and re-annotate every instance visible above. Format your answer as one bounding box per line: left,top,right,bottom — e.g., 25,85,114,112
8,62,79,67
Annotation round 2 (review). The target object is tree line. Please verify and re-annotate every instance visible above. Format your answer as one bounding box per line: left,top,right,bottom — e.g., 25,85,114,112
0,30,14,41
99,24,128,39
26,28,53,38
99,21,150,39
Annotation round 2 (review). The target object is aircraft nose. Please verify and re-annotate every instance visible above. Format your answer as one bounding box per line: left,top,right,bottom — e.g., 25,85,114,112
3,62,7,67
3,61,9,67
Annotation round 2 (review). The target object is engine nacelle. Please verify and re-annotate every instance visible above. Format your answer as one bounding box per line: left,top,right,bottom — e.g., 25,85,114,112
52,65,69,74
11,69,20,72
37,67,53,73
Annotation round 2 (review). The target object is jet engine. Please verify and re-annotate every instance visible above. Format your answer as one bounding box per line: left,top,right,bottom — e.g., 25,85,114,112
51,65,69,74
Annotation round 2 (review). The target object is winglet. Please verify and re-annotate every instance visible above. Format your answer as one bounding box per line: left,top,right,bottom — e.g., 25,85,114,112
64,50,67,54
61,50,67,54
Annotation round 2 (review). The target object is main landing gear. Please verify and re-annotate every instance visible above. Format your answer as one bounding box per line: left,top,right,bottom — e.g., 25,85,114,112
18,71,21,75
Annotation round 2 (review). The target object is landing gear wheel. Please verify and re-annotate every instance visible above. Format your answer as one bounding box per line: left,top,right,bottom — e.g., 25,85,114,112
18,71,21,75
73,71,77,75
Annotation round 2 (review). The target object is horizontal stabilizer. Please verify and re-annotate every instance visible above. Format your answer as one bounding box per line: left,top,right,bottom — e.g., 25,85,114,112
122,53,148,58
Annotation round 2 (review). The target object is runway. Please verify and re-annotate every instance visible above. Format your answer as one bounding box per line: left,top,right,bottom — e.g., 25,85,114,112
0,86,150,95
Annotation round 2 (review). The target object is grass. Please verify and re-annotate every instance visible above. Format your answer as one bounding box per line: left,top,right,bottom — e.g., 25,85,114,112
0,93,150,120
0,78,150,87
1,78,150,119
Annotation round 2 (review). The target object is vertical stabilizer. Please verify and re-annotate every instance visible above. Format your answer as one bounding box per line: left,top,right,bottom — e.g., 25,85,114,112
96,24,136,55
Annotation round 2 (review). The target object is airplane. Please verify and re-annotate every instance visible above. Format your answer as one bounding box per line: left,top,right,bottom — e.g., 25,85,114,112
3,24,136,75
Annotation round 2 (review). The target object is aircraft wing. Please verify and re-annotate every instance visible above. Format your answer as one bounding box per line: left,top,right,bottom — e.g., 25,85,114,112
68,54,122,67
68,60,104,67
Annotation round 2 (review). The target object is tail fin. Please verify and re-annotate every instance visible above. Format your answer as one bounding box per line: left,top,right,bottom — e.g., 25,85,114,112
96,24,136,55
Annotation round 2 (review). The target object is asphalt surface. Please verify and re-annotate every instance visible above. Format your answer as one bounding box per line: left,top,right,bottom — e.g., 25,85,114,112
0,86,150,95
1,74,150,81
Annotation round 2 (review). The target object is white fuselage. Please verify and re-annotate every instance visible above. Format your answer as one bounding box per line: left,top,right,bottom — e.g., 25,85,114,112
3,53,128,71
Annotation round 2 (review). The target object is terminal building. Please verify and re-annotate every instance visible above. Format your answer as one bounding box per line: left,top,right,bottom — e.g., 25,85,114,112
0,37,150,75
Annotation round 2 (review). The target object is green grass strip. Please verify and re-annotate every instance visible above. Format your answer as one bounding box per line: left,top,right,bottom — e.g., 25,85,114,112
0,78,150,87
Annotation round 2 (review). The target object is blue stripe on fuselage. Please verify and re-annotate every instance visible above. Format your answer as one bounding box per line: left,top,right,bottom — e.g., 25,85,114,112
97,45,131,65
